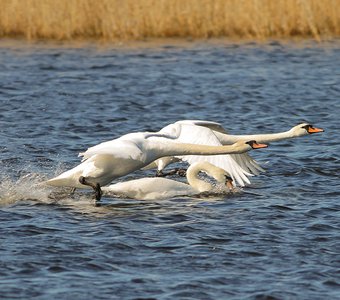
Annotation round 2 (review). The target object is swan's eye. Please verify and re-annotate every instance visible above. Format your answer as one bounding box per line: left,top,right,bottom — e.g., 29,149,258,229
245,140,256,146
302,124,312,131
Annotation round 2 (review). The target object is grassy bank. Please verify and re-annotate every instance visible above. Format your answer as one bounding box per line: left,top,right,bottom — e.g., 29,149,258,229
0,0,339,41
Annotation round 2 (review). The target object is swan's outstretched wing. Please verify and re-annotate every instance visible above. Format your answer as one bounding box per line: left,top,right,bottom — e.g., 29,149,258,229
79,140,142,161
230,153,265,176
180,153,253,186
79,135,144,162
159,123,257,186
175,120,229,134
79,131,177,162
159,122,223,146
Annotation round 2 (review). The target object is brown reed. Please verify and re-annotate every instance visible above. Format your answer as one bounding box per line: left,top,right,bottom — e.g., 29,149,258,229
0,0,339,41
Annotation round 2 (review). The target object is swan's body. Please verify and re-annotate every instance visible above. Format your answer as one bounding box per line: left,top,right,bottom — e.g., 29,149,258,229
102,162,234,200
148,121,324,183
46,131,265,198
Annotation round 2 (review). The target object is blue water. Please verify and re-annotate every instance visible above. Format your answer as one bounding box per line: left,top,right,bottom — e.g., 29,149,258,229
0,39,339,299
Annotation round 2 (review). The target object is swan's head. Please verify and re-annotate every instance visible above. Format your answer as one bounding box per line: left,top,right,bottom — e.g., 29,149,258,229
194,161,235,190
291,123,324,136
231,140,268,153
224,174,234,190
208,166,234,190
245,140,268,149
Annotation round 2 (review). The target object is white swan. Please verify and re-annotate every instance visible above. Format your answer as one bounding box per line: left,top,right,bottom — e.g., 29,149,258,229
147,121,324,183
102,161,234,200
46,130,267,200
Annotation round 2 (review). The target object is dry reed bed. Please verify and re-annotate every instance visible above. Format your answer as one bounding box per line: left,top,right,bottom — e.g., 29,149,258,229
0,0,339,41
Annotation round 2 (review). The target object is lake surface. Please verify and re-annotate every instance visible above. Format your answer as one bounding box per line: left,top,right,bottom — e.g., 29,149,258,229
0,38,339,299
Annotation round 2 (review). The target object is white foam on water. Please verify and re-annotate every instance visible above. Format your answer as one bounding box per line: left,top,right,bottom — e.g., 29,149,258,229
0,172,53,205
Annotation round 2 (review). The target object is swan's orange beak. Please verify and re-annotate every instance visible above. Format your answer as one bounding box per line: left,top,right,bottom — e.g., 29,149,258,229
251,142,268,149
307,126,324,134
246,140,268,149
225,177,234,190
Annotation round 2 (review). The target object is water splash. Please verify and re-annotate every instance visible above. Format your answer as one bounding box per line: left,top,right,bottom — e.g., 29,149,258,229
0,168,86,205
0,172,54,206
213,182,243,195
0,171,115,216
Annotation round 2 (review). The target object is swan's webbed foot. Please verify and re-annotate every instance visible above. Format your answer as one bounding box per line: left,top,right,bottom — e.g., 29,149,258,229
69,187,76,197
155,168,187,177
156,170,166,177
79,176,103,202
156,169,178,177
176,168,187,177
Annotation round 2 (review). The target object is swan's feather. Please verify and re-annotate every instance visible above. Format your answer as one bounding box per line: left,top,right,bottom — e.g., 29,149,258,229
160,123,222,147
175,120,229,134
102,177,195,200
80,130,180,163
159,123,253,186
230,153,265,176
80,140,144,162
180,154,252,186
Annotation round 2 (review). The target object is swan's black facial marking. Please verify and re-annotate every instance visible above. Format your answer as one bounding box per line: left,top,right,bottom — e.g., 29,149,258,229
301,124,313,132
225,174,234,190
224,175,233,182
245,140,256,148
301,124,324,134
245,140,268,149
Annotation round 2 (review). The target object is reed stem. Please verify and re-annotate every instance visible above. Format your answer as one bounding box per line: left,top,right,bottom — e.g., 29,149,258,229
0,0,339,41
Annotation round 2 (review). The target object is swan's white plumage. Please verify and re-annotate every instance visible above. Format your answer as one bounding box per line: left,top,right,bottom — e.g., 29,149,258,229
102,162,232,200
103,177,195,200
79,132,175,161
46,131,255,189
174,120,229,134
154,121,263,186
210,121,320,144
149,120,323,186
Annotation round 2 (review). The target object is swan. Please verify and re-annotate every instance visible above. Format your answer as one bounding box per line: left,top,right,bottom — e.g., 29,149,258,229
46,130,267,200
102,161,235,200
146,121,324,181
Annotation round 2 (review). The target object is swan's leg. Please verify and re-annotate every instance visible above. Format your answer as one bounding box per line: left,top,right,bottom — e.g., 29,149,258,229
79,176,103,201
156,169,178,177
156,168,187,177
176,169,187,177
70,187,76,195
156,170,166,177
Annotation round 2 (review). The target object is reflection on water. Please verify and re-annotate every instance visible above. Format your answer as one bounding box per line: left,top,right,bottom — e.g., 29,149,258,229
0,39,339,299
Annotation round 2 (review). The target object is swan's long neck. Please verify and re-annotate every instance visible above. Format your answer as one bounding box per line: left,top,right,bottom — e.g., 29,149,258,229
214,129,297,144
153,141,248,158
186,163,214,193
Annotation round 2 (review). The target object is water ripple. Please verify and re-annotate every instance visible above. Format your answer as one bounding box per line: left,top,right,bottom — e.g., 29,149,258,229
0,39,339,300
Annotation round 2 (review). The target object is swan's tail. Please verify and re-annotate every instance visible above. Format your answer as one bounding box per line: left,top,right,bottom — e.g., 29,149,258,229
46,176,73,187
45,169,86,189
46,177,87,189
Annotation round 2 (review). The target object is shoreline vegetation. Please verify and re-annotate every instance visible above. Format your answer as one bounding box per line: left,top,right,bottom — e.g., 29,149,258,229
0,0,339,42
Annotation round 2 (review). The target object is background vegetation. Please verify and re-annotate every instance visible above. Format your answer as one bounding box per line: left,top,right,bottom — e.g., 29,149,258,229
0,0,339,41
